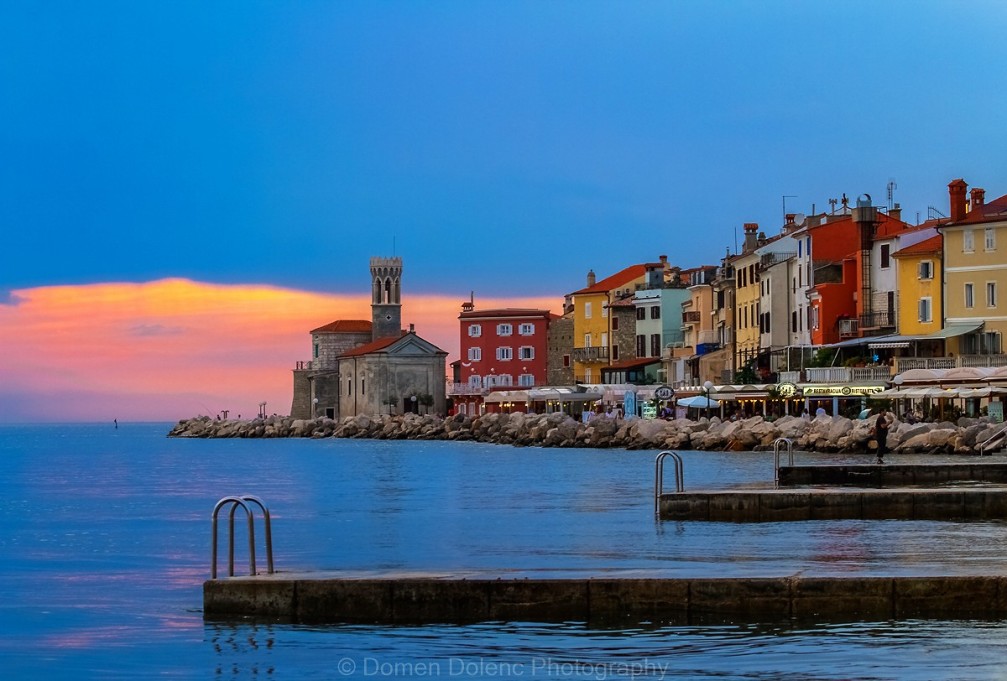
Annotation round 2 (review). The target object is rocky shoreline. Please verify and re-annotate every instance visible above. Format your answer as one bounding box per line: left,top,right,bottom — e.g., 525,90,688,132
167,412,1006,454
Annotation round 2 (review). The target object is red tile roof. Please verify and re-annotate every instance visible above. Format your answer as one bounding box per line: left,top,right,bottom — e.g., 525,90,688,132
459,308,552,319
568,264,648,296
311,319,372,334
893,234,942,257
953,193,1007,225
338,333,404,358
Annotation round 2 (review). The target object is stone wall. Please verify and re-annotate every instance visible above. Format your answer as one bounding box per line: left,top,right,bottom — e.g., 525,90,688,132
169,411,1007,455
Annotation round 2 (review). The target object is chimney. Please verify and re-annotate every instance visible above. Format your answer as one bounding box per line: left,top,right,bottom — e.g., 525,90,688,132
586,269,596,287
785,213,796,226
971,187,986,211
659,254,668,267
889,203,901,222
408,323,414,333
743,222,759,252
949,179,968,222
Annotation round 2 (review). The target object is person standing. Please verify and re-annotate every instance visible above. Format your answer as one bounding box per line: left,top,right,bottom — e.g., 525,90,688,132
874,408,893,464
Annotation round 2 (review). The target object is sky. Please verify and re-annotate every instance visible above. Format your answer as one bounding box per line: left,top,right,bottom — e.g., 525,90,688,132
2,1,1007,422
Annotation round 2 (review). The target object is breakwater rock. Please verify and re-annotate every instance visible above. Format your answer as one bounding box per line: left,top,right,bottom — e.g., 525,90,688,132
167,412,1007,454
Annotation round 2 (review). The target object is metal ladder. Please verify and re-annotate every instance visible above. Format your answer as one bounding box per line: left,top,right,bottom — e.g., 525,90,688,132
211,495,274,579
773,437,794,487
654,451,684,518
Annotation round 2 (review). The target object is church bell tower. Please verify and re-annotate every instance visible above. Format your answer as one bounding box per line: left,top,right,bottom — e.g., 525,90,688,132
370,256,403,340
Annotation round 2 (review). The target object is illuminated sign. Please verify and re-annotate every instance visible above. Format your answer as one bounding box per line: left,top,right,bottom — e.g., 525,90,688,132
776,382,799,398
801,385,885,397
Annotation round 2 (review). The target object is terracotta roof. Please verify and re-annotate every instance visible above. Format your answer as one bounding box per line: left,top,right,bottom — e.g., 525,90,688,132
892,234,942,257
954,192,1007,225
459,308,552,319
568,264,648,296
311,319,372,334
338,333,404,358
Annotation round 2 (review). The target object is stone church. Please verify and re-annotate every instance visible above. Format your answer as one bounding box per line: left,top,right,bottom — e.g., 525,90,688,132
290,257,448,419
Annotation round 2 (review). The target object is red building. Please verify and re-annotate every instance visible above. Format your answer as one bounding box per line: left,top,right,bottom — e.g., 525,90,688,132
451,301,554,415
807,207,911,346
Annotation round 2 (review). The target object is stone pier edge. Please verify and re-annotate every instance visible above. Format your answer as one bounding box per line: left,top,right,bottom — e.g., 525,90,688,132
204,575,1007,624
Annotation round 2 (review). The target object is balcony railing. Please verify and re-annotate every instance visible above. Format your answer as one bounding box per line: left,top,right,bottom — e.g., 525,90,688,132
837,318,859,338
803,366,893,383
572,346,610,363
447,382,488,396
682,311,701,324
859,310,896,329
778,370,802,383
895,355,1007,371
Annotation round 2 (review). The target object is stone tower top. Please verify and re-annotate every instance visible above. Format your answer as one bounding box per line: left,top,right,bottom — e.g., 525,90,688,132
370,256,403,340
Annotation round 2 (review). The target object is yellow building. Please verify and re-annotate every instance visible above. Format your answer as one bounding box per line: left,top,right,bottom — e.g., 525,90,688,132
939,180,1007,355
567,264,651,383
891,234,942,336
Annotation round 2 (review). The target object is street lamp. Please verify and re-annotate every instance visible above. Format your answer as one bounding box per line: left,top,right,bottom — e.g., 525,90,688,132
703,380,714,420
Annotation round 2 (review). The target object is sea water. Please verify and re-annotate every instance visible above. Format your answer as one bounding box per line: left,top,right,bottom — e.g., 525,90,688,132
2,422,1007,679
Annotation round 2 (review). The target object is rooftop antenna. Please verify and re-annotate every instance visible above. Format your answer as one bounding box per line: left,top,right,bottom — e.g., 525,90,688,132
734,225,738,254
782,195,797,223
887,178,897,210
392,235,396,256
828,198,838,214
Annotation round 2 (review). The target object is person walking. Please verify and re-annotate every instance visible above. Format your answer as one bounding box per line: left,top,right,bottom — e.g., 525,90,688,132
874,408,893,464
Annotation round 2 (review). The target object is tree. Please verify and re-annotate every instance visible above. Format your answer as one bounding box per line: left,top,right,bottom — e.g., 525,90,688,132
418,393,434,414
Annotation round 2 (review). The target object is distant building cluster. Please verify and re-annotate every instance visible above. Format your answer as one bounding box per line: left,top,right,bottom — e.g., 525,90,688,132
293,178,1007,420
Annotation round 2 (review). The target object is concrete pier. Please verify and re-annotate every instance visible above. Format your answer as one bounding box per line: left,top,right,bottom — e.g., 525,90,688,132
778,462,1007,487
658,487,1007,521
203,572,1007,624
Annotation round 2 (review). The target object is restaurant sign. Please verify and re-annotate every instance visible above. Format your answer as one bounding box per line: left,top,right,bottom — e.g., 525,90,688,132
801,385,886,397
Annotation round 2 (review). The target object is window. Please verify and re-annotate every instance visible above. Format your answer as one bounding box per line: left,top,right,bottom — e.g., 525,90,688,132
518,374,535,387
880,244,891,268
636,335,646,357
986,227,996,251
497,323,512,336
468,375,481,388
964,229,975,252
791,311,798,333
498,374,513,386
496,347,513,361
965,282,975,309
602,304,608,318
563,354,570,367
468,324,481,337
918,260,933,280
918,297,933,322
313,343,319,359
584,302,592,319
636,307,646,320
650,334,660,357
612,316,619,331
518,346,535,360
612,344,619,361
467,347,481,361
583,333,591,347
601,332,607,348
360,379,365,395
519,323,534,335
812,306,820,330
763,312,771,334
650,306,661,319
988,282,997,308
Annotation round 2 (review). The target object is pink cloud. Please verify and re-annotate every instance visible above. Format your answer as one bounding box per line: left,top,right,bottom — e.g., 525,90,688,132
0,279,558,423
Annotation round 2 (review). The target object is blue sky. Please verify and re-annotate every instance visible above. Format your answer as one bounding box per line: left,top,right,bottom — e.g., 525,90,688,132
3,0,1007,299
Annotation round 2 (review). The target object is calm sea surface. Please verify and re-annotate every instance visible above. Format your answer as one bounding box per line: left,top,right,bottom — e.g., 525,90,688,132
3,422,1007,679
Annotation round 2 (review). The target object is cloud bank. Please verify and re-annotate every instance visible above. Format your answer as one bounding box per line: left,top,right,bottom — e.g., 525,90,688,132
0,279,557,423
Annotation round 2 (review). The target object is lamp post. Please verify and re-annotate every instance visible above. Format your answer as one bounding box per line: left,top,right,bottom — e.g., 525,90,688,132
703,380,714,420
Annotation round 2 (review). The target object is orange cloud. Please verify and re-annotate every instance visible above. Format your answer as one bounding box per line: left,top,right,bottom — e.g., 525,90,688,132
0,279,558,423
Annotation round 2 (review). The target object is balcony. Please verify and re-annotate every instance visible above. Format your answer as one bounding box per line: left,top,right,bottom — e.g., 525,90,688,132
447,382,487,396
837,318,859,338
682,311,701,324
895,355,1007,372
572,346,610,363
859,309,896,330
804,366,892,383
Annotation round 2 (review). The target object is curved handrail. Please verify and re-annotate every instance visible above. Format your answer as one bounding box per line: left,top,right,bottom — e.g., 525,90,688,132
654,451,684,518
773,437,794,487
979,422,1007,456
211,495,275,579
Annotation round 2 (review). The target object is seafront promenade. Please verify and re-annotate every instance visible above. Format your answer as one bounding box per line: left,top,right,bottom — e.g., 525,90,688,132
170,410,1007,455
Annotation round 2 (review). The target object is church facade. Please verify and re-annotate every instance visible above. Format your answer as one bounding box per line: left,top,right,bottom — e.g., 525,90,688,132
290,257,448,419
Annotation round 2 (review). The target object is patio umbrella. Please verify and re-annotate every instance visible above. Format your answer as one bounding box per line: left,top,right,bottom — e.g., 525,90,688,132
677,395,720,409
